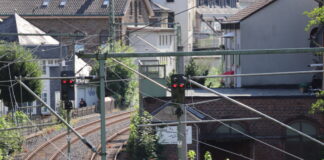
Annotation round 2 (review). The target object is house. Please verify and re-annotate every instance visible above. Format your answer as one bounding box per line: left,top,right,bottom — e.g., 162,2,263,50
144,88,323,160
221,0,318,87
0,0,155,55
152,0,196,52
0,14,95,114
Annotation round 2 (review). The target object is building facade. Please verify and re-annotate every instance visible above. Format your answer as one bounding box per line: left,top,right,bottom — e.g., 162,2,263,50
221,0,318,87
144,89,324,160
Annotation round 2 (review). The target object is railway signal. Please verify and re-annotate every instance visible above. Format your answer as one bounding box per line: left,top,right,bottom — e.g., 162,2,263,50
61,71,75,109
171,74,186,117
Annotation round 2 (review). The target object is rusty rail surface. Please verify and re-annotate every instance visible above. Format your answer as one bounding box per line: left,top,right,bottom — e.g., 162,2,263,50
90,127,130,160
25,111,132,160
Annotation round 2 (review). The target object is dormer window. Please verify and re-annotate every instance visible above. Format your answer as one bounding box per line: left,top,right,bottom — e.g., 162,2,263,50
103,0,109,7
42,0,51,7
60,0,67,7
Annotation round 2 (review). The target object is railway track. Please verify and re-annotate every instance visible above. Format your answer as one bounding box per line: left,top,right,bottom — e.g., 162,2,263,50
90,127,130,160
25,111,132,160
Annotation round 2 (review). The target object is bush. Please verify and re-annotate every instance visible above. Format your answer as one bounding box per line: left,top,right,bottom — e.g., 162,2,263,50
127,111,162,160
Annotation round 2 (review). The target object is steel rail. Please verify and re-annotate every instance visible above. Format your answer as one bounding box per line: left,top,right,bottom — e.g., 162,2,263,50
17,79,98,153
49,114,131,160
90,127,130,160
24,111,132,160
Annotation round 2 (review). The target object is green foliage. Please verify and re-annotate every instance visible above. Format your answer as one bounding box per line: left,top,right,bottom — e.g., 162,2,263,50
185,58,209,88
0,42,42,109
0,112,27,159
304,6,324,31
92,41,138,107
127,111,162,160
188,150,196,160
204,67,222,88
204,151,212,160
310,91,324,114
14,111,29,124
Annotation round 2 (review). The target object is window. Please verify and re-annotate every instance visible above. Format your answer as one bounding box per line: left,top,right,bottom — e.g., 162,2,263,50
42,0,51,7
59,0,67,7
138,1,142,15
130,2,133,15
103,0,109,6
168,12,175,28
74,31,85,53
42,60,46,74
166,0,174,2
42,93,48,103
99,30,109,44
159,35,173,46
286,121,320,160
48,59,54,65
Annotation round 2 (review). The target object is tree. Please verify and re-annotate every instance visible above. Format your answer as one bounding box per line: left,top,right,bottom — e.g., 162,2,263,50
304,6,324,31
185,58,209,88
304,6,324,113
0,111,28,159
310,91,324,113
126,110,162,160
0,42,42,109
91,41,138,107
204,151,212,160
188,150,196,160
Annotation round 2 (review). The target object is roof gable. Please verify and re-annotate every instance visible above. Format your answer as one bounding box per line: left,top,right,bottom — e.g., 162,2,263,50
224,0,276,23
0,13,59,45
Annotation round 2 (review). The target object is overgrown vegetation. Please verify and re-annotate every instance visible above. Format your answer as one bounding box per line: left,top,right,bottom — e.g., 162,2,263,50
310,91,324,114
92,41,138,108
304,5,324,114
0,42,43,110
188,150,196,160
126,110,162,160
204,67,222,88
0,111,29,159
204,151,212,160
304,6,324,31
185,58,209,88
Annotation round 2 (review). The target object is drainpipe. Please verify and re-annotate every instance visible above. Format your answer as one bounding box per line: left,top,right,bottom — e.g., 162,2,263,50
193,124,200,160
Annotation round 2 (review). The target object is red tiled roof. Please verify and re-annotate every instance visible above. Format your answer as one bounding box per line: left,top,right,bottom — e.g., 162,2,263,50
0,0,127,16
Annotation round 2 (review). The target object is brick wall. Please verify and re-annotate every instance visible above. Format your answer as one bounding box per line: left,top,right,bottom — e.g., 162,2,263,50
144,96,323,160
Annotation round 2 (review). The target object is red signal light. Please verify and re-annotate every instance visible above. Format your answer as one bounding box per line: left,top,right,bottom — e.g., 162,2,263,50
69,80,74,84
179,84,185,88
62,80,67,84
172,84,178,88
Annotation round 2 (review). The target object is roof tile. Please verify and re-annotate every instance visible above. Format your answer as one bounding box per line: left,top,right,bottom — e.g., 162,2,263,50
0,0,127,16
224,0,275,23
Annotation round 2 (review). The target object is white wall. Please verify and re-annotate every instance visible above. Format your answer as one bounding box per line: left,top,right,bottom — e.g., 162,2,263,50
74,55,97,108
238,0,317,86
76,86,97,108
129,29,176,75
152,0,196,51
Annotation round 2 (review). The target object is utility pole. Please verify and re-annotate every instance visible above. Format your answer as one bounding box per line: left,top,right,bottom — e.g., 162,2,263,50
175,24,187,160
135,0,138,27
61,71,75,160
98,0,116,159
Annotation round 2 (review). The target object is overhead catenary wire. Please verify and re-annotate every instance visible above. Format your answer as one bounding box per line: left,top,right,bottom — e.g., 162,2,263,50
101,59,305,160
192,70,324,79
151,111,254,160
186,77,324,147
